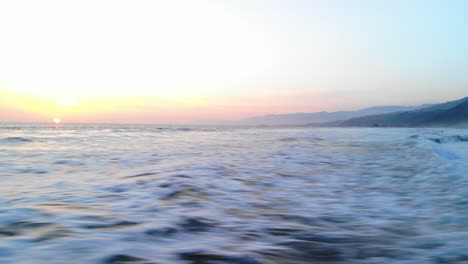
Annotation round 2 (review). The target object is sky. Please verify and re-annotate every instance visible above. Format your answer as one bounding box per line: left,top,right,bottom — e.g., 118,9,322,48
0,0,467,123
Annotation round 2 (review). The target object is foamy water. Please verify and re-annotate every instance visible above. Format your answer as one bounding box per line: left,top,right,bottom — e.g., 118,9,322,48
0,123,467,264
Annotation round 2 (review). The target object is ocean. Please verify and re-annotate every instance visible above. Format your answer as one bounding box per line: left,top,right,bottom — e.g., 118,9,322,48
0,123,467,263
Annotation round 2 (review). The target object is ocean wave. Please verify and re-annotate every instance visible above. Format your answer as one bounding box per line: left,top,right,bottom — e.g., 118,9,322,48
3,137,34,143
279,136,324,142
52,160,85,166
428,135,468,144
14,168,49,174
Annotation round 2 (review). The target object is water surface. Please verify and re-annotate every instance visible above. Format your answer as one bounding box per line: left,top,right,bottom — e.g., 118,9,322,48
0,123,467,263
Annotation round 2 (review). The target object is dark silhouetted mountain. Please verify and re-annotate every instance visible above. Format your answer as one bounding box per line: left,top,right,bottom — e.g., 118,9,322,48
320,97,468,128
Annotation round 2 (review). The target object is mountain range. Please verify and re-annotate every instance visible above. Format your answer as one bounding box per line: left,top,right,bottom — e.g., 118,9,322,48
194,96,467,128
195,104,435,126
319,96,468,128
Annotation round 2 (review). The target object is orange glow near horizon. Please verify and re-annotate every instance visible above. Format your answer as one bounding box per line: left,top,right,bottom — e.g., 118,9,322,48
0,89,332,124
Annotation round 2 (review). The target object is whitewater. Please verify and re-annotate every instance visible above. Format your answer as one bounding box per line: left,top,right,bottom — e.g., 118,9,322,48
0,123,467,264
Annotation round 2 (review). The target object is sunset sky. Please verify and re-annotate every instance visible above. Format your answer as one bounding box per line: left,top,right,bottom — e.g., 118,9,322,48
1,0,467,123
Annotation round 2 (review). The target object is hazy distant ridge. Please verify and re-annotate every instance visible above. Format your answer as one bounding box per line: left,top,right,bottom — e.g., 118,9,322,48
195,104,434,126
319,97,468,128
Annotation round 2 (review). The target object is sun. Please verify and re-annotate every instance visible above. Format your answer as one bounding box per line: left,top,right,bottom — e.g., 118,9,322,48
53,118,61,124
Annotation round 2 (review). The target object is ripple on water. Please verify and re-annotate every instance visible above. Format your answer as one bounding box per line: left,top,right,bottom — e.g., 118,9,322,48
53,160,85,166
3,137,34,143
0,220,72,243
80,220,140,231
178,251,261,264
176,217,219,233
102,254,158,264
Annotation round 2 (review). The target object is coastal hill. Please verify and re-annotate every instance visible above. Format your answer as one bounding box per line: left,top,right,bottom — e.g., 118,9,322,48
195,104,434,126
318,97,468,128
